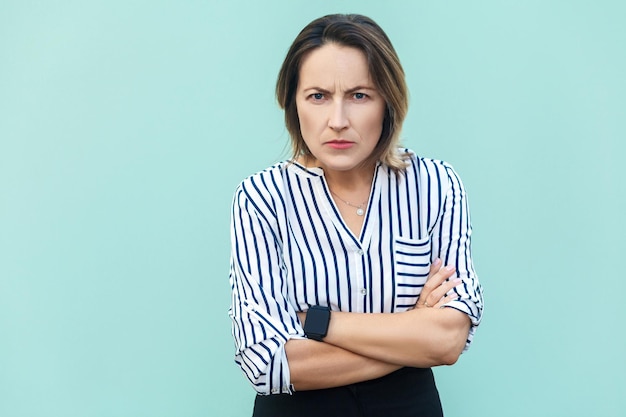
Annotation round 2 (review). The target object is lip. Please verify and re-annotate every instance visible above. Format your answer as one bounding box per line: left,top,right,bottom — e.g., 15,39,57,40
325,140,354,150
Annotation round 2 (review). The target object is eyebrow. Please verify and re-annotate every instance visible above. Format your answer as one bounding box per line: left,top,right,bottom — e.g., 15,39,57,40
302,85,377,94
346,85,376,93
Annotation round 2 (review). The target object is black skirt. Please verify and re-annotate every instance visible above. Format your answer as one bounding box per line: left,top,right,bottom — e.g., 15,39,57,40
252,367,444,417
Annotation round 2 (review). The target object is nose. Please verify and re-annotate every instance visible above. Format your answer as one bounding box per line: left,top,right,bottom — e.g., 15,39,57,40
328,101,349,131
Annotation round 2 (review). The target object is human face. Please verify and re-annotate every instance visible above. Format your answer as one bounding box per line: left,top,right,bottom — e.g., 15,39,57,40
295,43,386,175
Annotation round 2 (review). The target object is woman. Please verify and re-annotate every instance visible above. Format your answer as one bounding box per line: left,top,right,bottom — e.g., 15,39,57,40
229,14,483,417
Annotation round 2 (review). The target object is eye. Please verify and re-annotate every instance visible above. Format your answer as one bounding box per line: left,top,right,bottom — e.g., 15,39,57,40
353,92,368,100
310,92,325,101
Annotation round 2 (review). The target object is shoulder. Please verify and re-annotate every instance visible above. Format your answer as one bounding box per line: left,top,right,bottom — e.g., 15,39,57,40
235,162,286,194
395,149,469,196
398,148,456,178
231,163,287,212
232,161,321,215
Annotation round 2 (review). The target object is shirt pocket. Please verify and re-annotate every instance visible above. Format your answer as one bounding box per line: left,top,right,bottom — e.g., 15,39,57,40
394,236,431,309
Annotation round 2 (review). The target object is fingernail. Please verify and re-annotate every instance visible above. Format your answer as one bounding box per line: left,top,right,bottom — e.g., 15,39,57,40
445,265,455,271
433,258,441,266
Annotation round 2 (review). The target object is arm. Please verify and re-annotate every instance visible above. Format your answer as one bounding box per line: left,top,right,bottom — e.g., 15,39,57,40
431,163,483,349
299,260,471,369
288,260,467,389
285,339,401,391
229,184,303,395
325,264,470,367
322,307,470,368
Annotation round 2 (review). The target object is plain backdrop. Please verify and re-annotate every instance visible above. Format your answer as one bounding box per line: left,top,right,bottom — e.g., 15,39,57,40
1,1,625,416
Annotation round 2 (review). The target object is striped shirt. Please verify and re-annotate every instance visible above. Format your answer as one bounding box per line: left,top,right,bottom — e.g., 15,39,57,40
229,150,484,395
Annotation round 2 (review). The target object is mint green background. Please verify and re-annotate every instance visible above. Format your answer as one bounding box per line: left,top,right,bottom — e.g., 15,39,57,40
1,1,624,416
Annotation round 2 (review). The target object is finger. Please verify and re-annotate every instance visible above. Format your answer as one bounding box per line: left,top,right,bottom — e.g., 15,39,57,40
417,264,456,308
421,279,460,308
428,277,461,300
427,258,442,278
421,264,456,299
429,280,462,307
434,293,461,308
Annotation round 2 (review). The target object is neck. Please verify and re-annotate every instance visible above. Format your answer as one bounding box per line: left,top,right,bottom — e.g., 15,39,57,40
296,155,376,195
325,165,375,192
324,163,376,213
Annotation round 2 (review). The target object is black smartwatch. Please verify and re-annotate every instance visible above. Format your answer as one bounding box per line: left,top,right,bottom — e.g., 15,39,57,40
303,305,331,341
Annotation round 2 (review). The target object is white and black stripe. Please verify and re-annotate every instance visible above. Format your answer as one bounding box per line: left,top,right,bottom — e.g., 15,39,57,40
229,150,484,395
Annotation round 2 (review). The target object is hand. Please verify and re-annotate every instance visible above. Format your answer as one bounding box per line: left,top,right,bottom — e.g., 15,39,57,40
416,259,461,309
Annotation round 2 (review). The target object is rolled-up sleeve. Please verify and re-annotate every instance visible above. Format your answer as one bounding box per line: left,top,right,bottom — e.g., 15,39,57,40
228,183,303,395
431,162,484,350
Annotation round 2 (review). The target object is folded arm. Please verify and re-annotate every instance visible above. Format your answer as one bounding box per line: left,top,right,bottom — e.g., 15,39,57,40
288,260,471,390
324,261,470,367
322,306,470,368
285,339,401,391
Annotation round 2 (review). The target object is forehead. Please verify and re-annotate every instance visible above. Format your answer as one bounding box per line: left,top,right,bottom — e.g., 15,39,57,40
298,43,372,87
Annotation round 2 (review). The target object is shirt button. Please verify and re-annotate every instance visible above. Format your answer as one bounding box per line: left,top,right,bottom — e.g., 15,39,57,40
357,249,364,256
360,288,368,295
271,388,279,394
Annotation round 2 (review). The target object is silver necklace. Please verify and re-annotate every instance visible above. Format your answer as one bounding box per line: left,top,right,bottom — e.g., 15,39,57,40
329,189,368,216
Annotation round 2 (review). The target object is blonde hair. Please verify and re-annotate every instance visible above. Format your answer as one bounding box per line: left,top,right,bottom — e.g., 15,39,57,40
276,14,410,172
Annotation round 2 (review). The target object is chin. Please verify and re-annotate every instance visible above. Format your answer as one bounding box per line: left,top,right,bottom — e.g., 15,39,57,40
311,153,357,168
316,159,360,172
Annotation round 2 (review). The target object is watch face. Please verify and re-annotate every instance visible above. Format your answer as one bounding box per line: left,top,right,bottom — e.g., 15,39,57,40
305,306,330,340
